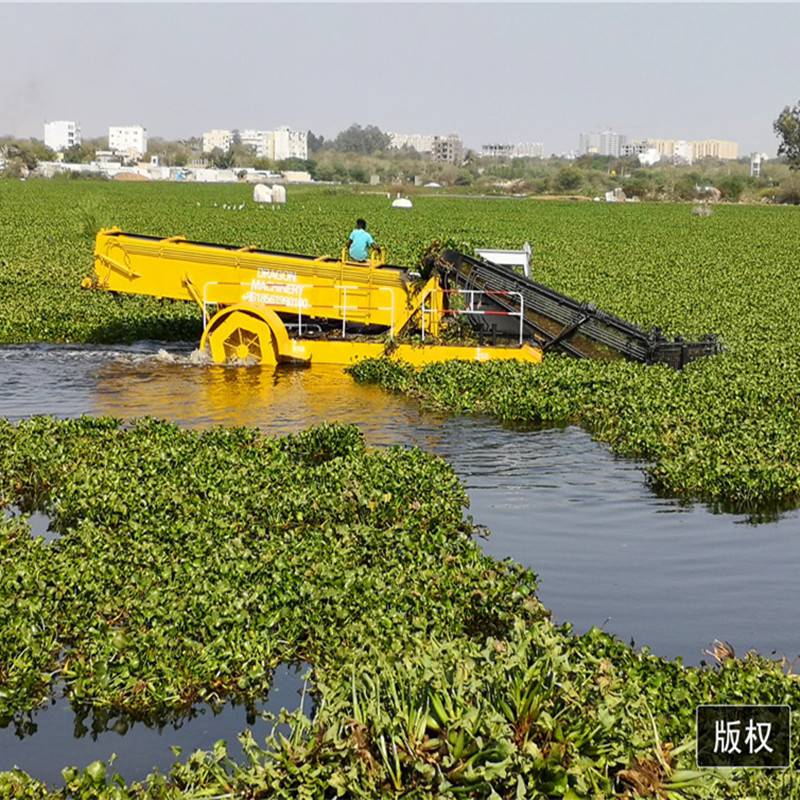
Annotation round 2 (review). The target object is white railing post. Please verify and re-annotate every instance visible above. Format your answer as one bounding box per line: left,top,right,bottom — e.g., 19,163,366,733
297,285,303,334
342,286,347,337
378,287,395,336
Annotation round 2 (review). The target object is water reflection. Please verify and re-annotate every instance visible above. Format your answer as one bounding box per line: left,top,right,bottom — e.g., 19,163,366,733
2,506,57,541
91,356,446,447
0,663,311,786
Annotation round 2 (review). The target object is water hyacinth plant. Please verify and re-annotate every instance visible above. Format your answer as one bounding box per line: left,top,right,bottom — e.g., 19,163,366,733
0,418,798,797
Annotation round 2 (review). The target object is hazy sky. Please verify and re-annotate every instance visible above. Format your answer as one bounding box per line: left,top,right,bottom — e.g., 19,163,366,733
1,3,797,154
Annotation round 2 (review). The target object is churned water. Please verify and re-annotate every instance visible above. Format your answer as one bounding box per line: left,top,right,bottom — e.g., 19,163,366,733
1,343,798,666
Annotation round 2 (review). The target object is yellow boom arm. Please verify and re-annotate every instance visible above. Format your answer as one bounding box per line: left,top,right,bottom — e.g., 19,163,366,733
91,228,436,336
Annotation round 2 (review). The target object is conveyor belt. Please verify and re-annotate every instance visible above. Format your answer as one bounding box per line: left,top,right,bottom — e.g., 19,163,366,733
438,250,721,368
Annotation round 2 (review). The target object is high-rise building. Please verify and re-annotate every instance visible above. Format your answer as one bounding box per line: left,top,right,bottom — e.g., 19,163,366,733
645,139,677,158
430,134,464,164
44,120,81,152
599,130,627,157
578,132,596,154
202,129,233,153
481,142,544,158
108,126,148,159
579,130,627,157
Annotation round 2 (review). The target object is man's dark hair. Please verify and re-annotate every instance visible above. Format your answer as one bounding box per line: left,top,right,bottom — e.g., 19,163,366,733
356,218,367,229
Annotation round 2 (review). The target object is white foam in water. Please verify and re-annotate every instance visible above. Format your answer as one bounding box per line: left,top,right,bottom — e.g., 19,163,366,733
150,347,212,366
155,349,177,363
188,348,212,366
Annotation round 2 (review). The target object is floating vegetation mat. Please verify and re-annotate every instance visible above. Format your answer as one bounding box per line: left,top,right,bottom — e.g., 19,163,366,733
0,418,798,797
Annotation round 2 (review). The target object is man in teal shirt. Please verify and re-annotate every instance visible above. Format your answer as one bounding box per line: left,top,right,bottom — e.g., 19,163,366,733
347,218,375,262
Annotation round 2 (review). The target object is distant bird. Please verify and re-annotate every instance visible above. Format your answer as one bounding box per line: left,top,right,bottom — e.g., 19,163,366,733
238,203,245,210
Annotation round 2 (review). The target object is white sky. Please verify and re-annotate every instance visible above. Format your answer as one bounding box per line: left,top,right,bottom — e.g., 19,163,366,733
0,3,797,154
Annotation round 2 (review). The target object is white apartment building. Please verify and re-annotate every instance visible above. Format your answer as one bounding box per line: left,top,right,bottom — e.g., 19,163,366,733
388,133,436,154
272,126,308,161
108,126,148,159
44,120,81,152
481,142,544,159
235,127,308,161
202,129,233,153
239,130,271,158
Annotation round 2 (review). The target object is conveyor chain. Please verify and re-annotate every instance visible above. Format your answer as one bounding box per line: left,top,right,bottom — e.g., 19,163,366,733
437,250,721,368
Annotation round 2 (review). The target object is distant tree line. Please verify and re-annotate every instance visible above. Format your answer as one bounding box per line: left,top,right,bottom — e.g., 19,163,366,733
3,108,800,203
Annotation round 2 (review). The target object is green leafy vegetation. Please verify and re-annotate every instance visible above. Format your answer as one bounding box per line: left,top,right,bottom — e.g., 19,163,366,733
774,99,800,170
1,418,799,798
2,183,800,795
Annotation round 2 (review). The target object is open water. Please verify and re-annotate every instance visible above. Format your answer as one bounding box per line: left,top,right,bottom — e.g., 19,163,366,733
1,342,799,782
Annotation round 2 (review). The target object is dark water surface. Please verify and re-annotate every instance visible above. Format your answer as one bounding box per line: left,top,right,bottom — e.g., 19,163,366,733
1,343,799,718
0,664,310,785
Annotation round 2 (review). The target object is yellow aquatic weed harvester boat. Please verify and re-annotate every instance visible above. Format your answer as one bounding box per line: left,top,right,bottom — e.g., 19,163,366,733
87,230,720,368
87,229,542,367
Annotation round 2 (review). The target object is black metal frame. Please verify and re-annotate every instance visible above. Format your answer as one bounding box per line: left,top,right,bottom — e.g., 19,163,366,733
438,250,721,368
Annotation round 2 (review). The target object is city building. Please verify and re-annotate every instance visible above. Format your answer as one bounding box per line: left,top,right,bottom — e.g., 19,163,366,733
227,127,308,161
388,133,436,153
579,130,627,157
641,139,674,159
202,129,233,153
620,140,650,158
108,126,148,160
691,139,739,161
239,130,271,158
481,142,544,158
430,134,464,164
272,126,308,161
44,120,81,152
628,138,739,163
641,139,691,163
599,130,626,158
